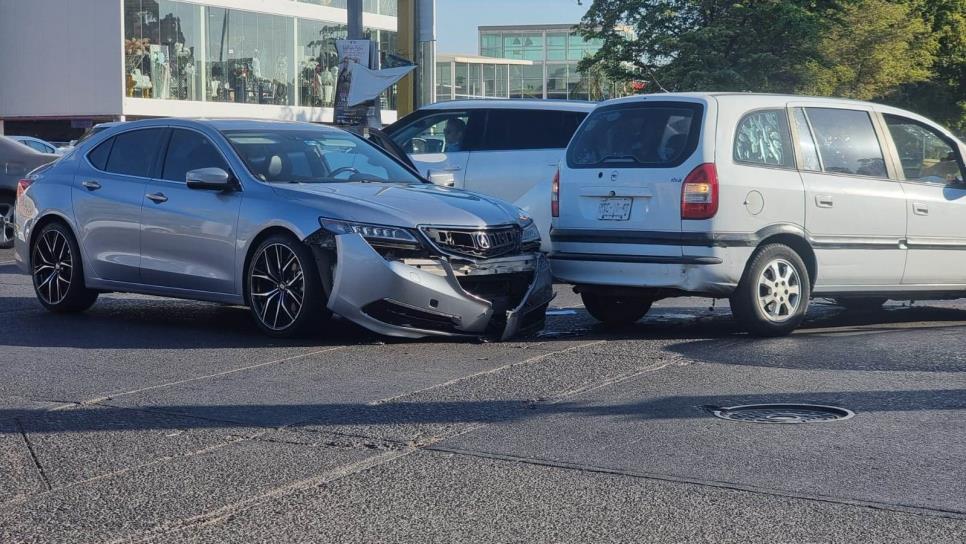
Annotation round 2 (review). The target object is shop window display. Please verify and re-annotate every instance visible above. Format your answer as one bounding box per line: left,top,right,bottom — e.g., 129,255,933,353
124,0,202,100
298,20,347,108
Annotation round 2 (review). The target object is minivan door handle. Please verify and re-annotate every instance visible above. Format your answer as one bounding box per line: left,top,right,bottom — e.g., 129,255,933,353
146,192,168,204
81,180,101,191
913,202,929,216
815,195,834,208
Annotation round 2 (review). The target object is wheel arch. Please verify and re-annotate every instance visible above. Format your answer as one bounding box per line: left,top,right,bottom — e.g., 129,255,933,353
751,225,817,289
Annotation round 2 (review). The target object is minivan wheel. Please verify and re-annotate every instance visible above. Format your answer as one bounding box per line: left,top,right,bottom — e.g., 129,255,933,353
0,194,15,249
31,222,99,312
581,292,653,326
246,234,327,338
731,244,810,337
835,297,887,311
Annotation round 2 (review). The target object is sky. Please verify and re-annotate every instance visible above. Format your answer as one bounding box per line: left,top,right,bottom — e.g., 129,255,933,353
436,0,590,55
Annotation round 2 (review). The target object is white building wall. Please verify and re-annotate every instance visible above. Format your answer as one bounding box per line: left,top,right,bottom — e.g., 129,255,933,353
0,0,124,119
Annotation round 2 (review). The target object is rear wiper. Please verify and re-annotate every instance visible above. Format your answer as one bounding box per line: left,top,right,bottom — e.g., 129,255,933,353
598,155,638,164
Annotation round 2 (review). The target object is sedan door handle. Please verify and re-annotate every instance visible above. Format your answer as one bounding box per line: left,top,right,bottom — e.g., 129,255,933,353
913,202,929,216
81,180,101,191
146,192,168,203
815,195,834,208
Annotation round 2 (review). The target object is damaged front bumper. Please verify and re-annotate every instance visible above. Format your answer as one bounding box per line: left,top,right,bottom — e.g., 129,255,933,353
324,233,554,340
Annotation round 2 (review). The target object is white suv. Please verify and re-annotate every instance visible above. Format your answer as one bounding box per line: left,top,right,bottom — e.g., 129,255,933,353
385,100,594,250
550,93,966,336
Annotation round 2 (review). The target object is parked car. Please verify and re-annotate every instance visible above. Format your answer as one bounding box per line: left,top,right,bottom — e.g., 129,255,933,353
14,119,552,339
9,136,60,155
550,92,966,336
0,136,58,248
56,122,122,156
384,100,595,251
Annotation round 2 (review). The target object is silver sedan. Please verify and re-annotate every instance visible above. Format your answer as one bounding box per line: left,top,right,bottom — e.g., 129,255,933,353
13,119,552,339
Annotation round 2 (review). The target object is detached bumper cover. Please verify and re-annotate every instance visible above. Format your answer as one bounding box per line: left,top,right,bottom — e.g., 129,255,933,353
326,233,553,339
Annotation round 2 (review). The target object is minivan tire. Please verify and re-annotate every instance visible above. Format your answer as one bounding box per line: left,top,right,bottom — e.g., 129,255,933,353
835,297,887,311
730,244,810,337
246,233,328,338
30,222,99,313
581,292,653,326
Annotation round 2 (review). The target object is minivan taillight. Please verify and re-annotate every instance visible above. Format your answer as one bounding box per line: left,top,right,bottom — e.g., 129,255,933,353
681,163,718,220
551,169,560,218
16,178,32,199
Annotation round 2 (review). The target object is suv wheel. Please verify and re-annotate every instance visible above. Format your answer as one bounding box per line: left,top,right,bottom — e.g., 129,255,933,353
246,234,327,338
731,244,810,336
835,297,887,311
581,292,653,326
0,194,15,249
31,222,99,312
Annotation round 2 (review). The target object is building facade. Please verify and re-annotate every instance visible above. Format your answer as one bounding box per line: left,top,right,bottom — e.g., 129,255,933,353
434,54,532,101
478,24,620,101
0,0,400,141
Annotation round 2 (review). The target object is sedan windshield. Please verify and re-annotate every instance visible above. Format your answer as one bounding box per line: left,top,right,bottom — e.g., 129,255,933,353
222,129,424,184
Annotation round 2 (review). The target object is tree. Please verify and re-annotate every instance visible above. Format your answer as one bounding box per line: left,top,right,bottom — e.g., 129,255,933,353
575,0,840,93
800,0,937,101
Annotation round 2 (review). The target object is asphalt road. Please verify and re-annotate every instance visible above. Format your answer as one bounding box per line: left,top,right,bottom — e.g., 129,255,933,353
2,246,965,543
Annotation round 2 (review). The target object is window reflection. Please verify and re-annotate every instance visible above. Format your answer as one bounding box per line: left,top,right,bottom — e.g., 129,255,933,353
124,0,202,100
206,8,294,105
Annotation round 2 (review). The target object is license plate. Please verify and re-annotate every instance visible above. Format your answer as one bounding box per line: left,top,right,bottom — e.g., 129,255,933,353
598,197,633,221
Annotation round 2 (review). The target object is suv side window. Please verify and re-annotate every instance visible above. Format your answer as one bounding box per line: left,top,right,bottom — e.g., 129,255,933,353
804,108,887,178
481,109,587,151
391,111,476,154
883,114,965,184
161,129,231,183
733,109,794,168
104,128,164,177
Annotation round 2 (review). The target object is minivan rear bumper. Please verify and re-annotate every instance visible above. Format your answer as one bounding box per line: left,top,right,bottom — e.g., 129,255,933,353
549,246,751,297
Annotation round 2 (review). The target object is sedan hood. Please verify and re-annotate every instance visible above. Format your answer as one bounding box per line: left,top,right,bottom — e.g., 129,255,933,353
272,181,524,228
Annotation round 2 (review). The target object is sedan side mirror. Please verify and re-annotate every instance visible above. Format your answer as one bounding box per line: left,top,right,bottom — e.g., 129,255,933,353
186,167,235,191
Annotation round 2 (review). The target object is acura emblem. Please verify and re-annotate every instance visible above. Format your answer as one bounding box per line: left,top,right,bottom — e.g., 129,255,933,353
475,232,491,249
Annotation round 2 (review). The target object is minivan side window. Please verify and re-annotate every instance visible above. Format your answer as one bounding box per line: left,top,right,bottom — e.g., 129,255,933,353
733,109,794,168
791,108,822,171
481,109,587,151
883,114,965,185
804,108,887,178
104,129,164,177
567,102,703,169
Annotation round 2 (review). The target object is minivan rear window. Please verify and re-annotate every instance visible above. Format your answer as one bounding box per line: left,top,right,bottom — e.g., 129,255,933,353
566,101,703,169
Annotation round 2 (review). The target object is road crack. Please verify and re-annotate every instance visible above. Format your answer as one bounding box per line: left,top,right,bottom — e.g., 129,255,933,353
15,419,51,492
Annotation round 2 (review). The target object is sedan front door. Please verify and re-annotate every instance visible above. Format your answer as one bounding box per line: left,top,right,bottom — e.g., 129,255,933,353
139,128,242,294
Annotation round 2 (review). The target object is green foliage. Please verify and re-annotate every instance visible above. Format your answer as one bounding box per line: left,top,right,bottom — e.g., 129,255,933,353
577,0,966,134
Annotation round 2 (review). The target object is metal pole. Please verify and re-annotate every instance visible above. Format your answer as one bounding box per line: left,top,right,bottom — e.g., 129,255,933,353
347,0,364,40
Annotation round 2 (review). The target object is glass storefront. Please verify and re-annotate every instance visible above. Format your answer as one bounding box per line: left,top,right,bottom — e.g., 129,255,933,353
436,59,513,101
297,0,397,16
478,27,615,101
123,0,398,110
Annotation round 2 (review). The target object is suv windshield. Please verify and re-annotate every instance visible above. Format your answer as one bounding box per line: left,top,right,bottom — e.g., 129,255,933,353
567,101,704,168
222,129,424,184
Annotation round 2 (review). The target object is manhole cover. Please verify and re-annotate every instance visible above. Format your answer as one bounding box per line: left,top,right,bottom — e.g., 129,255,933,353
710,404,854,424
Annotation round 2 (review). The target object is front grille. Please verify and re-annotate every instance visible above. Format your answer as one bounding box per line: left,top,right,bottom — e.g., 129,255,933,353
421,225,521,259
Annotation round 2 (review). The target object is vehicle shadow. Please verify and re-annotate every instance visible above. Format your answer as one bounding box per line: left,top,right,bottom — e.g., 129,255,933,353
1,387,964,434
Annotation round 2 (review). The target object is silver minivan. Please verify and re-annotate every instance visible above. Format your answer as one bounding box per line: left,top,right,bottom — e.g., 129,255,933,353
551,93,966,336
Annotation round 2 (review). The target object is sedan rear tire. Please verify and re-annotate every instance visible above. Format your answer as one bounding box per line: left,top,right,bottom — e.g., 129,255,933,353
31,222,99,312
246,233,327,338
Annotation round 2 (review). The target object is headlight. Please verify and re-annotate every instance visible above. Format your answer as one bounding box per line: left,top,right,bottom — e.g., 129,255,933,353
319,218,420,247
520,217,541,245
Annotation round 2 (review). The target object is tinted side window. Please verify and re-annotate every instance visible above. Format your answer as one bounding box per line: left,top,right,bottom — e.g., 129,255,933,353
567,102,704,169
883,115,965,184
733,109,794,168
161,129,230,183
805,108,886,177
104,129,164,177
481,110,587,151
87,137,115,171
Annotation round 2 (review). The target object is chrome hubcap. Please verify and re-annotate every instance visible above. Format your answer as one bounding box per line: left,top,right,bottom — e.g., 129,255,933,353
32,229,73,305
0,203,13,246
249,243,305,331
756,258,801,322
